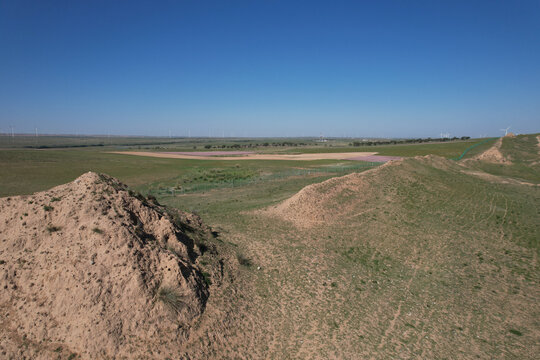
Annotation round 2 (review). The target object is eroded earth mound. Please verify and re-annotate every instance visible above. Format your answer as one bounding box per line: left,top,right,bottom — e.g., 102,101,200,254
0,172,217,359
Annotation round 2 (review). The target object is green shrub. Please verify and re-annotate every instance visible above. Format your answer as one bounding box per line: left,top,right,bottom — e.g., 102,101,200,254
46,225,61,233
92,227,103,234
202,272,212,286
236,253,252,267
157,287,186,314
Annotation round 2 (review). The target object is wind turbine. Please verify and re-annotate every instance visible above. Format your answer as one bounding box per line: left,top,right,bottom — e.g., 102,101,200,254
500,126,511,136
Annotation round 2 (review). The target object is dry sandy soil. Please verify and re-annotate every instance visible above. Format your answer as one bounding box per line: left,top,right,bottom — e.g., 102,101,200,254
110,151,377,161
0,172,228,359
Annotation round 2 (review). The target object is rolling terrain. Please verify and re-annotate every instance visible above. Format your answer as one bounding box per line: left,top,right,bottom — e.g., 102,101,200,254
168,134,539,358
0,134,538,358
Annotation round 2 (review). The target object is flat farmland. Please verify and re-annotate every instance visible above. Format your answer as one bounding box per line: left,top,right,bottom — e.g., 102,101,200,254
0,136,487,197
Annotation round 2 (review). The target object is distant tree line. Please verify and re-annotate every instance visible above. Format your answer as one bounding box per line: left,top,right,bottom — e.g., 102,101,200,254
203,142,309,149
25,143,106,149
24,140,182,149
350,136,470,147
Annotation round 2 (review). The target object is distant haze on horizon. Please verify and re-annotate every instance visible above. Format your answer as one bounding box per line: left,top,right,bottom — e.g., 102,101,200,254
1,0,539,138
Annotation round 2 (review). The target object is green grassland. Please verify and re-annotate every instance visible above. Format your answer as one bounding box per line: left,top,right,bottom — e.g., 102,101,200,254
0,135,321,150
167,136,539,359
0,134,538,358
468,134,540,183
0,148,376,197
279,138,491,157
0,135,184,148
0,135,494,197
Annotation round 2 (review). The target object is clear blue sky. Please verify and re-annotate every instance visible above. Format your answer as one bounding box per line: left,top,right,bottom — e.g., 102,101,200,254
1,0,539,138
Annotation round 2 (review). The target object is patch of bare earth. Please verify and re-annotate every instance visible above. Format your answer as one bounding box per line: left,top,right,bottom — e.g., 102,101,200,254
110,151,377,161
0,172,225,359
465,137,512,164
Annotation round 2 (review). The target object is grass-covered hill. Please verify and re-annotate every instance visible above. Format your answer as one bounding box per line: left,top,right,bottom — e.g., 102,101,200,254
170,134,539,358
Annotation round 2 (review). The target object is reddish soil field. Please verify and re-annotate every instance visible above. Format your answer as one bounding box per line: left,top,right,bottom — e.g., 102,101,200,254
110,151,377,161
162,151,255,156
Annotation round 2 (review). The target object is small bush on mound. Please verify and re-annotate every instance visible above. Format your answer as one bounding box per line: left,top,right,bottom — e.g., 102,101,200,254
146,194,160,205
509,329,523,336
92,227,103,234
157,287,186,314
202,272,212,286
43,205,54,211
236,253,252,267
46,225,61,233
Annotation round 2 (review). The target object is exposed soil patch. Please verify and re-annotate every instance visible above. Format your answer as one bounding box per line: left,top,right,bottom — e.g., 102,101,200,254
110,151,377,161
162,151,255,156
345,155,402,162
465,137,512,164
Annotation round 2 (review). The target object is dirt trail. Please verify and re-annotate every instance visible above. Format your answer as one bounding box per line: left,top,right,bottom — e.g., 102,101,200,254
462,170,539,187
377,266,418,351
